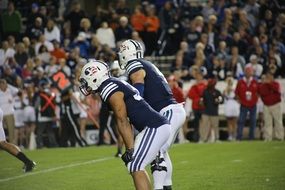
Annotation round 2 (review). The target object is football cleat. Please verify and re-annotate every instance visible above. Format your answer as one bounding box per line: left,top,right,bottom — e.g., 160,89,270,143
23,161,36,173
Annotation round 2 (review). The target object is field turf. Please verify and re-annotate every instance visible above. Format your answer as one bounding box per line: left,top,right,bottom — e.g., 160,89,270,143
0,141,284,190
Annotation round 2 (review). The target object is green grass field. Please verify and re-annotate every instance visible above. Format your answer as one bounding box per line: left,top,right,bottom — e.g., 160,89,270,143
0,141,284,190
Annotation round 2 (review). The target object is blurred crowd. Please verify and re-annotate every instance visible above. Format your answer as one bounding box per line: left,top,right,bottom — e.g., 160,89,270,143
0,0,284,148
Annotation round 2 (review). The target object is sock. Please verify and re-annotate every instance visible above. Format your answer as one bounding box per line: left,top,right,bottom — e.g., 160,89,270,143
163,186,172,190
117,147,122,154
16,152,32,165
152,153,167,190
163,152,173,187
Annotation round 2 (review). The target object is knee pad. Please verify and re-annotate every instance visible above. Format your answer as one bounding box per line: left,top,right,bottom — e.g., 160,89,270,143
151,155,167,173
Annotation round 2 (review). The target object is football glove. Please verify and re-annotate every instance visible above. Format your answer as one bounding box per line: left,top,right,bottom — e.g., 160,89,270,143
121,148,134,165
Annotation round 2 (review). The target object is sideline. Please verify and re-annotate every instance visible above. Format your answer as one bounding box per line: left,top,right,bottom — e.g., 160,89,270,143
0,157,114,183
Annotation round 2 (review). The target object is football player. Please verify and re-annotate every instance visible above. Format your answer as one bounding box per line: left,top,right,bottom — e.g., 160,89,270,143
118,39,186,190
0,107,36,172
79,60,171,190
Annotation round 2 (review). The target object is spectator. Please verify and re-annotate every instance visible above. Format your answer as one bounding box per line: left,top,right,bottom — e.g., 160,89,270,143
115,0,131,17
258,72,284,141
235,65,259,140
37,45,51,65
1,1,21,40
130,5,146,38
96,22,116,49
35,34,54,55
70,32,90,59
226,46,245,78
27,17,44,42
22,37,35,57
64,1,86,38
184,20,200,52
231,32,248,55
21,59,35,79
247,54,263,79
202,0,216,22
26,3,41,28
44,19,61,43
144,6,160,55
223,76,240,141
187,70,207,142
216,41,229,60
58,58,71,76
210,55,227,80
205,15,218,50
0,41,16,66
34,79,58,148
167,75,185,104
45,56,59,77
50,40,66,61
0,79,18,143
200,78,223,143
79,18,92,41
115,16,133,43
14,42,29,68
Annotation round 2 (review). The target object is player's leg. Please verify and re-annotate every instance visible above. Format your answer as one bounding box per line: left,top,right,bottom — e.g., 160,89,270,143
0,114,36,172
132,170,152,190
153,104,186,189
128,125,171,190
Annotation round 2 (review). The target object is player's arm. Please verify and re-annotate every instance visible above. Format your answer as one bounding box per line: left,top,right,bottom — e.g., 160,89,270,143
108,91,134,150
129,69,146,96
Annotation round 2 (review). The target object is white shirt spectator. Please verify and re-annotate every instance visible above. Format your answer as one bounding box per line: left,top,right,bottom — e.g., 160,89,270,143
35,41,54,55
247,54,263,78
247,63,263,78
0,84,19,116
44,25,61,42
96,26,116,48
0,47,15,66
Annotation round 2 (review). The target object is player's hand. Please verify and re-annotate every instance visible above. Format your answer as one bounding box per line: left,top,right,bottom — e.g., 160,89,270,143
121,148,134,166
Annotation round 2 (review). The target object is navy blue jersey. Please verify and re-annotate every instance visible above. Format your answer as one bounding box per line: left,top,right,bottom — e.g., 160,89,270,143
125,59,177,112
98,77,168,132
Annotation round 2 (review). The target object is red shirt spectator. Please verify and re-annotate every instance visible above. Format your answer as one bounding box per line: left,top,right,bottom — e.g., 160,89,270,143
50,40,66,61
235,76,259,108
258,79,281,106
168,75,185,103
131,6,146,32
187,80,207,110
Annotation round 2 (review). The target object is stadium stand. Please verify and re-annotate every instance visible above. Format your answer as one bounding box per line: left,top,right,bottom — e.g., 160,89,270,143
0,0,284,147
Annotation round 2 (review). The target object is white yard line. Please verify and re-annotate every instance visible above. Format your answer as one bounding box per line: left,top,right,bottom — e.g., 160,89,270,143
0,157,114,183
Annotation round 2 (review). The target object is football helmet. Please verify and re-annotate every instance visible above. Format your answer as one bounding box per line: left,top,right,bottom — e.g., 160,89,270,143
79,60,110,96
118,39,144,69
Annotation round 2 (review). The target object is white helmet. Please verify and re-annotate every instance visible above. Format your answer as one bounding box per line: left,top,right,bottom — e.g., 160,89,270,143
79,59,110,96
118,39,144,69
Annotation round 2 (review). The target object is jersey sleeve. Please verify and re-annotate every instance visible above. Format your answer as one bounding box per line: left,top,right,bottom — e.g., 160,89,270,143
125,61,144,76
100,82,120,102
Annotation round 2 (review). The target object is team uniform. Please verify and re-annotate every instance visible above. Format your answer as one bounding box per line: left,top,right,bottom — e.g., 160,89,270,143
98,77,171,172
126,59,186,149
